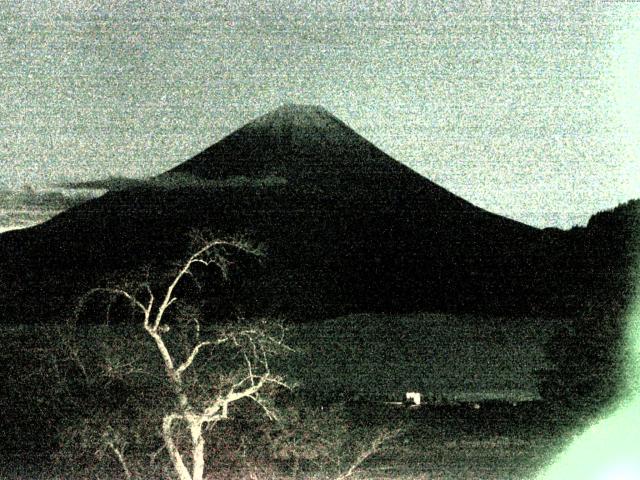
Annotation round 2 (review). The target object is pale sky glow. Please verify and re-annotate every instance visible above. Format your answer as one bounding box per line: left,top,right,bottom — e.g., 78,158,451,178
609,6,640,204
538,298,640,480
0,1,639,228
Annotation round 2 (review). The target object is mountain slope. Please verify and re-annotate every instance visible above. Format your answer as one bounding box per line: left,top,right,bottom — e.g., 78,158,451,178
0,105,630,324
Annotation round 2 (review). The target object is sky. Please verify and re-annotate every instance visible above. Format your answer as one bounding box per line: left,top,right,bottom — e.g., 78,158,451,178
0,0,639,229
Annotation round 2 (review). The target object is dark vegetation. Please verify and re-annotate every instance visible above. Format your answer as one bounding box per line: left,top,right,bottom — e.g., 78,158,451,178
0,321,568,479
0,298,404,479
537,200,640,416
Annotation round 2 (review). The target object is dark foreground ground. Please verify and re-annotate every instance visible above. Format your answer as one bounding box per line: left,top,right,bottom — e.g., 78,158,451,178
345,402,577,480
0,399,585,480
0,318,595,479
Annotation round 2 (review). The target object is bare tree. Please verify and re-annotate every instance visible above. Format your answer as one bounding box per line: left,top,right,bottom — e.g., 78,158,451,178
335,428,400,480
79,236,291,480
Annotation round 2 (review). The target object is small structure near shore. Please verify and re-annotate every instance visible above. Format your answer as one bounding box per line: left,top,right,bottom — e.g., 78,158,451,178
405,391,421,406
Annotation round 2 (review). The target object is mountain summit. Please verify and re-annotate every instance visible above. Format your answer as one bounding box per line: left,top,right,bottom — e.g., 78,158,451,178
241,104,341,136
1,105,629,324
167,104,440,194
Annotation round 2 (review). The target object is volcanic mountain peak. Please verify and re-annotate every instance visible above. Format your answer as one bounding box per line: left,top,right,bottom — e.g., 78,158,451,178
234,103,361,147
1,102,624,328
169,104,412,183
250,103,335,127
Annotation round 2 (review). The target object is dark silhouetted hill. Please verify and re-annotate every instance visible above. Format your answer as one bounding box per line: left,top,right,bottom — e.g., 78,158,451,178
535,199,640,412
0,105,636,324
536,199,640,316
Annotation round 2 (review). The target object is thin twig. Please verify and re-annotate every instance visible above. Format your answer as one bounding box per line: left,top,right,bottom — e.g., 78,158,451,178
335,429,401,480
107,442,133,480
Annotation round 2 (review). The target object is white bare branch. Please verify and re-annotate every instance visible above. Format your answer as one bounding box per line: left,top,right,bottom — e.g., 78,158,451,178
247,394,278,421
335,429,401,480
79,234,285,480
152,239,257,332
162,413,192,480
82,287,149,317
143,283,154,311
106,441,133,480
175,338,228,377
144,324,178,385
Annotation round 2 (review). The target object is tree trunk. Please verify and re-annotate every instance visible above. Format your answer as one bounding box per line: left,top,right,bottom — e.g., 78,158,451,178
163,415,192,480
190,420,205,480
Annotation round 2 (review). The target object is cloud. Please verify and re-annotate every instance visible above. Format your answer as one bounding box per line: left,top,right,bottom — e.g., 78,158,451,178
61,173,288,191
0,188,101,233
0,189,98,211
0,172,289,234
0,212,50,233
58,176,147,191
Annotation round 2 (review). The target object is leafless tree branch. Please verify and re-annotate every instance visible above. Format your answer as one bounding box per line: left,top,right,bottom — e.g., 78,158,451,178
106,441,133,480
76,235,286,480
335,428,402,480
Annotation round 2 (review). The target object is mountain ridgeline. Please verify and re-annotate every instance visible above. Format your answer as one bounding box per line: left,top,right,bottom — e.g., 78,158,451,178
0,105,637,324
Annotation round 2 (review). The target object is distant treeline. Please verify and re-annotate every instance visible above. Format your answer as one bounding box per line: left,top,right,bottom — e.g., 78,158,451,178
537,199,639,416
